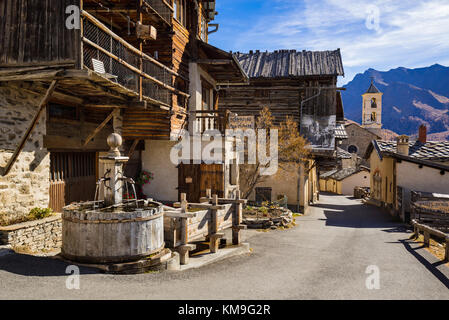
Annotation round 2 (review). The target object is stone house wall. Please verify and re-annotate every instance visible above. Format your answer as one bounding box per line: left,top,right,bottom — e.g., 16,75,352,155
0,84,50,224
340,123,379,164
0,213,62,251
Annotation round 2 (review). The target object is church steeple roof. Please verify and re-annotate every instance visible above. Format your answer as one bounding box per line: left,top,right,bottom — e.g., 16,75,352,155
365,79,380,93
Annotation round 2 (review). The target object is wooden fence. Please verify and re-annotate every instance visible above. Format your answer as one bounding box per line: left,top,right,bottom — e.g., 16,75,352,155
412,219,449,262
163,189,247,265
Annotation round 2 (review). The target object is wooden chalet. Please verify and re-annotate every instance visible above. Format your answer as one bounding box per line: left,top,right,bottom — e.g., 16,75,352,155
0,0,247,215
218,49,346,211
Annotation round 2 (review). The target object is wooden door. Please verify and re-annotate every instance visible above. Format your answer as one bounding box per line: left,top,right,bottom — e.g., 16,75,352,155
199,164,224,199
178,164,224,202
49,152,97,212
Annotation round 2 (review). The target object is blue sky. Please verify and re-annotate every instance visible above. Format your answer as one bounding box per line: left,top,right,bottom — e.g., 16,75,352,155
209,0,449,85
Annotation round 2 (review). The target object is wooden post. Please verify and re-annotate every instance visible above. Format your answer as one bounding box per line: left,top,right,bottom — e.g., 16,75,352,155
2,80,58,176
445,237,449,262
423,229,430,247
179,193,189,248
232,190,245,245
177,244,196,265
138,0,144,101
209,194,223,253
206,188,212,199
414,224,419,239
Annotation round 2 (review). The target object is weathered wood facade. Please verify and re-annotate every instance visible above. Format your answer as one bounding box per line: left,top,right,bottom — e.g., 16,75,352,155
218,49,345,212
0,0,247,213
219,50,344,127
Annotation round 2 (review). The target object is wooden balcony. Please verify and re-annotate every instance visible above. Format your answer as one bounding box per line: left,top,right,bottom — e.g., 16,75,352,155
83,0,173,27
190,110,229,135
144,0,173,26
81,10,187,109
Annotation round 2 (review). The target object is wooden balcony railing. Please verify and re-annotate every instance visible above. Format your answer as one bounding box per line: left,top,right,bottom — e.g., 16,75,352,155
144,0,173,26
190,110,229,134
80,10,188,108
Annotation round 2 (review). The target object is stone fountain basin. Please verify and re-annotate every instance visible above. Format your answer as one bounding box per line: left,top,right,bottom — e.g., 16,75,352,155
61,200,164,264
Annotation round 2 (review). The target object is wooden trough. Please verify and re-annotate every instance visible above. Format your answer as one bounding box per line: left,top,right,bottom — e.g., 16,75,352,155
62,200,164,264
163,191,247,265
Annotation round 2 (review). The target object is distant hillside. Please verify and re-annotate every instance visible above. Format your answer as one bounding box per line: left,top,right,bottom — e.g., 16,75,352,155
342,64,449,140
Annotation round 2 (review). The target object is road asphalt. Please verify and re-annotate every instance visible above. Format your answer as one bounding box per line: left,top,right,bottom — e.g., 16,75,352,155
1,193,448,299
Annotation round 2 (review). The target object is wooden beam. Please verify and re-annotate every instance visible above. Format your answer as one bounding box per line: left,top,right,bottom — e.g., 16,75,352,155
83,108,119,147
128,139,140,158
84,100,148,109
7,82,85,107
2,80,58,176
123,139,141,170
0,64,74,76
0,69,63,82
196,59,233,65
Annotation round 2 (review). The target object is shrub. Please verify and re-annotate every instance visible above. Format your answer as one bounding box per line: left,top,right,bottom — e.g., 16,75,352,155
28,207,53,220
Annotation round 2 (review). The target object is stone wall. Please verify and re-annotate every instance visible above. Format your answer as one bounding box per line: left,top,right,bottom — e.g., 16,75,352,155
0,84,50,223
340,123,380,165
0,214,62,252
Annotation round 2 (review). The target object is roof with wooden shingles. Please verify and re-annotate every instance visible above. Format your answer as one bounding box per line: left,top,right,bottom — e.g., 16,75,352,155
234,49,344,78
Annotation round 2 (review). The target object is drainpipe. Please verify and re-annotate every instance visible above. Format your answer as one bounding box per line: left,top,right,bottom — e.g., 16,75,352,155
297,164,302,213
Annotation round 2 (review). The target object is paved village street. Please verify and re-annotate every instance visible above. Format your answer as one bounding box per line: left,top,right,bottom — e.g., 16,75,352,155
1,194,448,300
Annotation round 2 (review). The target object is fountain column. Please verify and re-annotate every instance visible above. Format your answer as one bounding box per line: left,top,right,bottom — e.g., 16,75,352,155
100,133,129,207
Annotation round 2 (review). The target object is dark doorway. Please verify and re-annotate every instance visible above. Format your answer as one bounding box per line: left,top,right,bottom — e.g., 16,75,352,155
49,152,97,212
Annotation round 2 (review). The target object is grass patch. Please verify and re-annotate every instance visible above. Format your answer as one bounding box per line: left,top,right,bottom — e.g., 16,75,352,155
12,245,35,255
0,207,53,227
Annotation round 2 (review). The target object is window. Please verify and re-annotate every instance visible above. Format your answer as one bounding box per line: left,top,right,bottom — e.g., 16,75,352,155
256,187,272,203
371,112,377,122
49,104,78,121
201,15,207,41
348,145,358,154
174,0,187,27
201,79,213,111
371,98,377,108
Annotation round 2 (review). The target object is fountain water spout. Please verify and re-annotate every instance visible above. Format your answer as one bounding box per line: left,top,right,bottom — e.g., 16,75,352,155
99,133,129,207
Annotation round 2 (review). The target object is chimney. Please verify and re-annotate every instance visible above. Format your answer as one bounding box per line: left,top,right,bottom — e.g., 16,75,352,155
396,135,410,156
418,124,427,144
351,153,358,167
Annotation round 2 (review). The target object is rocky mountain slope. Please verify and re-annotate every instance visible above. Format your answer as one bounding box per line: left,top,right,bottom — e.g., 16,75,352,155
342,64,449,140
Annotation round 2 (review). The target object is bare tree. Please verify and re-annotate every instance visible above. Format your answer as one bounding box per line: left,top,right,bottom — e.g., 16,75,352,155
240,107,310,199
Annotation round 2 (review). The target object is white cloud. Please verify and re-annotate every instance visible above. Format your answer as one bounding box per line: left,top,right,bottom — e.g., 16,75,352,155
231,0,449,84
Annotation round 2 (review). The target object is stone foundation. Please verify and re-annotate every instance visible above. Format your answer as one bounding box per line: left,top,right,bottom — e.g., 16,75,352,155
0,84,50,223
0,214,62,252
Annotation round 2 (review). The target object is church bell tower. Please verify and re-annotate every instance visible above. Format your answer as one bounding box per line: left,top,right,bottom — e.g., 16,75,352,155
361,78,383,137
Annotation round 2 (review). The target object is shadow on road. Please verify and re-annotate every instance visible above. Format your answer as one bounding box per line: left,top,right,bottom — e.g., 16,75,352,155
0,253,98,277
312,197,400,229
399,239,449,289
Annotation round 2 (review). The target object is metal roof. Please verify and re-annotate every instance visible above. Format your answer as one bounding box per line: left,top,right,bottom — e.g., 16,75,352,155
234,49,344,78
